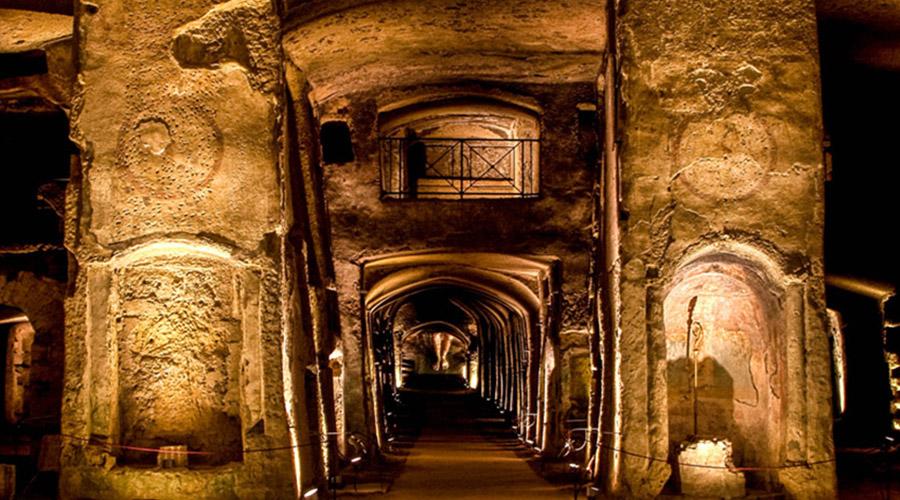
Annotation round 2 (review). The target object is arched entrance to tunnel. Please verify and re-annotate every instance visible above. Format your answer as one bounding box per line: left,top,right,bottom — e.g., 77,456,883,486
356,251,563,453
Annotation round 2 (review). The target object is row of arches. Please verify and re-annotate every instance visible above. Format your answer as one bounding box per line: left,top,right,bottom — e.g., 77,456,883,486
344,243,801,496
357,251,563,451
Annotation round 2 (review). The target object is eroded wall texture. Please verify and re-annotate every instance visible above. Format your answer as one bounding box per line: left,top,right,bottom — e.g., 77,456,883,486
599,0,836,496
61,0,301,497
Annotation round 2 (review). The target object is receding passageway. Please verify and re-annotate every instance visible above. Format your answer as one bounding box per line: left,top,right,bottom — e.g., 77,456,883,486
0,0,862,497
383,375,569,499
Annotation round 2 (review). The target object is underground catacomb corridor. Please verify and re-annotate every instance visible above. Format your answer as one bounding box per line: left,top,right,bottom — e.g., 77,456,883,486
378,377,571,500
2,0,900,498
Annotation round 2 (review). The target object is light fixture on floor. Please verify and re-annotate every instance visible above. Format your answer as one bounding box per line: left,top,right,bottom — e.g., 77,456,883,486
303,487,318,498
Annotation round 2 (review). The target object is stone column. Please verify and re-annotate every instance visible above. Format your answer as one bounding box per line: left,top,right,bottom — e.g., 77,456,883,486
61,1,298,498
601,0,836,496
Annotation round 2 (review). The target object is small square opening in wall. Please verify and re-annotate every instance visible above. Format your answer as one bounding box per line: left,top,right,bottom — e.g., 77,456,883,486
320,121,354,164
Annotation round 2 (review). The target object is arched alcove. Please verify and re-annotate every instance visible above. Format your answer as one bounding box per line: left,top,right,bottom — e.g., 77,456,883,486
90,241,265,467
1,307,35,425
662,248,786,490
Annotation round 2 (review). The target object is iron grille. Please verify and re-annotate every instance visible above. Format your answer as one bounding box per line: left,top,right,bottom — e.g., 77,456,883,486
379,137,540,199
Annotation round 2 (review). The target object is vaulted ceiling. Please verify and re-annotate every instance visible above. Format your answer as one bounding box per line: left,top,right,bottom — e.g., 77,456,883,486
281,0,607,104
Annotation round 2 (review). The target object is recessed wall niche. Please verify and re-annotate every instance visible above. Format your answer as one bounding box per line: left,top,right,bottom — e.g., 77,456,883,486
661,248,785,490
86,242,266,467
320,121,354,164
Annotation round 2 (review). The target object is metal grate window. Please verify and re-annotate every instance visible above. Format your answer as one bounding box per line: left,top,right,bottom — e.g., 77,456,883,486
379,137,540,199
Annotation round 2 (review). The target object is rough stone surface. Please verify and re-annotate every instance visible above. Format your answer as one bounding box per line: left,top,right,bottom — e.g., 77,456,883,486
62,0,297,497
283,0,605,104
113,254,244,465
0,8,71,53
599,0,836,496
75,0,281,250
0,9,74,105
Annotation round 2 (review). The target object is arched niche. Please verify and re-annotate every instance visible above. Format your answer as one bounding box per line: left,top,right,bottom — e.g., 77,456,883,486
662,247,786,488
0,273,66,432
85,241,266,467
1,307,35,425
380,98,540,140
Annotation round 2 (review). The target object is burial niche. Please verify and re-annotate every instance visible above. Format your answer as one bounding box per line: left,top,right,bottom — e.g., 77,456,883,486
663,253,785,490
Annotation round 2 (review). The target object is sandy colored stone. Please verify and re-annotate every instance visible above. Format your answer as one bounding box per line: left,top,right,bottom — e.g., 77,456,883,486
676,439,746,498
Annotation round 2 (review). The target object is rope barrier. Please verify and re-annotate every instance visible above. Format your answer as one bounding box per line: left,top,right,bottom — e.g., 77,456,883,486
56,432,346,457
559,427,841,471
57,432,840,472
596,442,837,472
59,435,213,456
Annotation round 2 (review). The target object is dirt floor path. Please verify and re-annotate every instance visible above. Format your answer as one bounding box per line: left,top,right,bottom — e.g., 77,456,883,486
383,387,571,499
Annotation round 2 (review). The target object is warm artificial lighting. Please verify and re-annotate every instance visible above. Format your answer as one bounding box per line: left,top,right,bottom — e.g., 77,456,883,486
22,0,843,496
827,308,847,414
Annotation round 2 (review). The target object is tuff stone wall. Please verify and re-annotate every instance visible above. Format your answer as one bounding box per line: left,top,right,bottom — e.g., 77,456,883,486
61,0,299,497
600,0,836,496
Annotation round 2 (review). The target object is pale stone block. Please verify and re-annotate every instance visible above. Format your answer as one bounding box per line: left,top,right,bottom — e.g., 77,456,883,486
157,445,189,468
677,439,745,499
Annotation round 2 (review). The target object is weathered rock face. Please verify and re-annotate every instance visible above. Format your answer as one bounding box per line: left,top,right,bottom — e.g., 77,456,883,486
112,253,246,466
77,1,280,250
61,0,297,497
0,271,65,427
599,0,836,496
283,0,606,103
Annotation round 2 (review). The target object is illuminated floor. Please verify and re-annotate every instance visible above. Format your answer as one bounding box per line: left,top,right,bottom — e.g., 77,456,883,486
382,382,570,499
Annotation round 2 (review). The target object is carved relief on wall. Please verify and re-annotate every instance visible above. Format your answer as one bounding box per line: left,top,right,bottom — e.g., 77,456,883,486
115,102,224,201
84,243,265,467
673,114,774,202
113,253,242,464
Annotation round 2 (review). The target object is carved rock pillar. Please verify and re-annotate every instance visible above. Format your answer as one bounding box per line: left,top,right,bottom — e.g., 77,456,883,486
600,0,836,496
61,1,297,498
